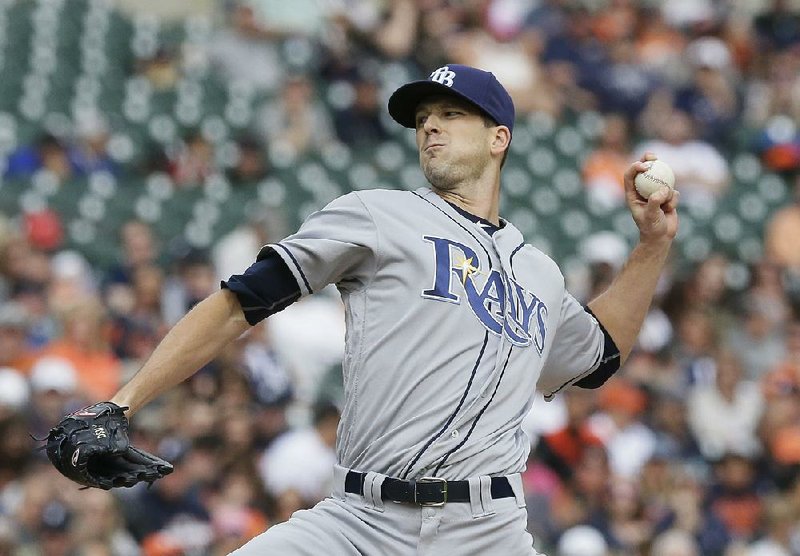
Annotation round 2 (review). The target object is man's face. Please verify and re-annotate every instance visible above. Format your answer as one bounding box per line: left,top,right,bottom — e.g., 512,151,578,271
414,95,494,190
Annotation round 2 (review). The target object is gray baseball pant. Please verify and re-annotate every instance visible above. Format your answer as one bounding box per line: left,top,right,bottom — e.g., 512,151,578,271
230,464,542,555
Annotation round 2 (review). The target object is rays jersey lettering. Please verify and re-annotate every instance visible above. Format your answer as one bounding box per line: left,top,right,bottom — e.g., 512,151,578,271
422,236,547,352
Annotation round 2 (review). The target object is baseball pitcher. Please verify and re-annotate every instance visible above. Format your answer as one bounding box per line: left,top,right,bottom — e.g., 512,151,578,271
46,65,679,555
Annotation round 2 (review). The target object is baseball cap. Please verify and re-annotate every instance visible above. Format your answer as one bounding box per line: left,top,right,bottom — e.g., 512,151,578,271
388,64,515,133
557,525,608,556
29,356,78,394
0,367,30,409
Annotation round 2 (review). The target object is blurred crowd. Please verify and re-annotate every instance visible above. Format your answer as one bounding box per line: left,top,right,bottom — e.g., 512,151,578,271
2,0,800,555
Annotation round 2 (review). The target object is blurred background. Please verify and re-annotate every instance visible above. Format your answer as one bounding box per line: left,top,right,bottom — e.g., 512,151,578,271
1,0,800,554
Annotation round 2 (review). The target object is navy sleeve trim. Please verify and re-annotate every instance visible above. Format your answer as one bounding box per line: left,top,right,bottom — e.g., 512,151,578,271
221,249,301,326
574,306,621,389
270,243,313,295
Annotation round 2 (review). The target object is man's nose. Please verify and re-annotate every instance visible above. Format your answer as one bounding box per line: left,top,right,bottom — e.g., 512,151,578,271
423,114,441,134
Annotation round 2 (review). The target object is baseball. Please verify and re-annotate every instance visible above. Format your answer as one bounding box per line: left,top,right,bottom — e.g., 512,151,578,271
634,159,675,199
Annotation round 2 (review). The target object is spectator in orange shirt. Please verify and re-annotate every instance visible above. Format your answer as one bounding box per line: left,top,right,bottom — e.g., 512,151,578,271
36,296,121,400
534,387,604,483
582,113,631,209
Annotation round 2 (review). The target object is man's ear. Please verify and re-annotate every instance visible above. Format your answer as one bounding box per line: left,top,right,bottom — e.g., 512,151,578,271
491,126,511,156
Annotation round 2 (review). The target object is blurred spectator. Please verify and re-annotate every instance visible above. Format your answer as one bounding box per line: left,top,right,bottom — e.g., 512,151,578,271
655,471,732,554
725,294,788,380
122,442,213,552
754,0,800,52
236,322,294,408
0,367,29,419
161,247,217,326
595,37,661,117
650,527,702,556
27,356,80,440
206,466,270,553
746,496,800,555
589,477,653,553
0,236,51,294
687,350,765,460
68,489,139,556
15,500,76,556
762,319,800,400
443,8,551,115
37,297,122,401
672,307,720,386
68,111,119,176
660,0,717,31
556,524,609,556
533,387,603,484
3,133,72,182
649,389,703,462
268,291,345,403
589,379,656,478
257,401,339,506
0,412,34,491
169,130,217,187
137,47,180,92
212,205,286,283
0,302,37,373
246,0,332,38
764,174,800,270
746,51,800,173
582,113,632,208
226,134,270,185
331,74,388,147
675,36,741,147
208,1,286,94
633,5,687,84
255,74,336,157
548,443,611,540
105,220,161,288
636,107,731,208
706,453,766,543
540,3,608,112
47,250,98,312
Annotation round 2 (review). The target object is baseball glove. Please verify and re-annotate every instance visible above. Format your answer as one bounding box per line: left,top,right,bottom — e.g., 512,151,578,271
46,401,173,490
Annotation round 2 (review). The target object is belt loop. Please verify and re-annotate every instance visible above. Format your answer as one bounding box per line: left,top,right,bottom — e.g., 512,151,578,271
363,471,386,512
507,473,526,509
468,477,483,517
479,476,495,516
332,464,348,501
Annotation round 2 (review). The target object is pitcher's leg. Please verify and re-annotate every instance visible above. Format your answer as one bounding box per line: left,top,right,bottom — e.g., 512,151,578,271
231,497,423,556
418,497,543,556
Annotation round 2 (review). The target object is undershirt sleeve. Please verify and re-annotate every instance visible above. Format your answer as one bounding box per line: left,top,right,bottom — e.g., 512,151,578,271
573,306,621,389
221,248,301,326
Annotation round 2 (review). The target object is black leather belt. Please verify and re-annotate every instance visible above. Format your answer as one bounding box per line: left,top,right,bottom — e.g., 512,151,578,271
344,471,515,506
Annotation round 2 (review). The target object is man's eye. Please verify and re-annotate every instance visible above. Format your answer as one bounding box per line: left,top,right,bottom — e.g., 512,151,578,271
445,111,462,117
416,116,427,127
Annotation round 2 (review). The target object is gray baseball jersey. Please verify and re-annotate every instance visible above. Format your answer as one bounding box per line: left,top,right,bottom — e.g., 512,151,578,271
266,186,605,480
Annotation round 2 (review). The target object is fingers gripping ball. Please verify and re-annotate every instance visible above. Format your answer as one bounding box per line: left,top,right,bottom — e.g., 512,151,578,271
46,401,173,490
634,159,675,199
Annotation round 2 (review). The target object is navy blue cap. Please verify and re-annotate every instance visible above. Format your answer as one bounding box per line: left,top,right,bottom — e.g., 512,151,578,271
388,65,515,133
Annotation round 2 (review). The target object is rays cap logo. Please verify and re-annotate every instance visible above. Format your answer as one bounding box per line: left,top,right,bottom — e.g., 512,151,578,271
388,64,515,133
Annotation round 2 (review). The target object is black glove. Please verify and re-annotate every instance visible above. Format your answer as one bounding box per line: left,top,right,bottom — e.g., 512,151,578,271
46,401,173,490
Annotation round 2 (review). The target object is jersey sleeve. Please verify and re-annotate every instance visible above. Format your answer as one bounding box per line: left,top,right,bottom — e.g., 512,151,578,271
537,292,605,400
261,192,378,297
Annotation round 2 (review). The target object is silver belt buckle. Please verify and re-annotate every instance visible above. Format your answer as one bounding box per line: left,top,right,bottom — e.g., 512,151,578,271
415,476,448,507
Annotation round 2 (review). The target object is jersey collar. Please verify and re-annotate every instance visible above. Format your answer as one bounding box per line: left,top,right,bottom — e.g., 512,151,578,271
443,200,503,236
